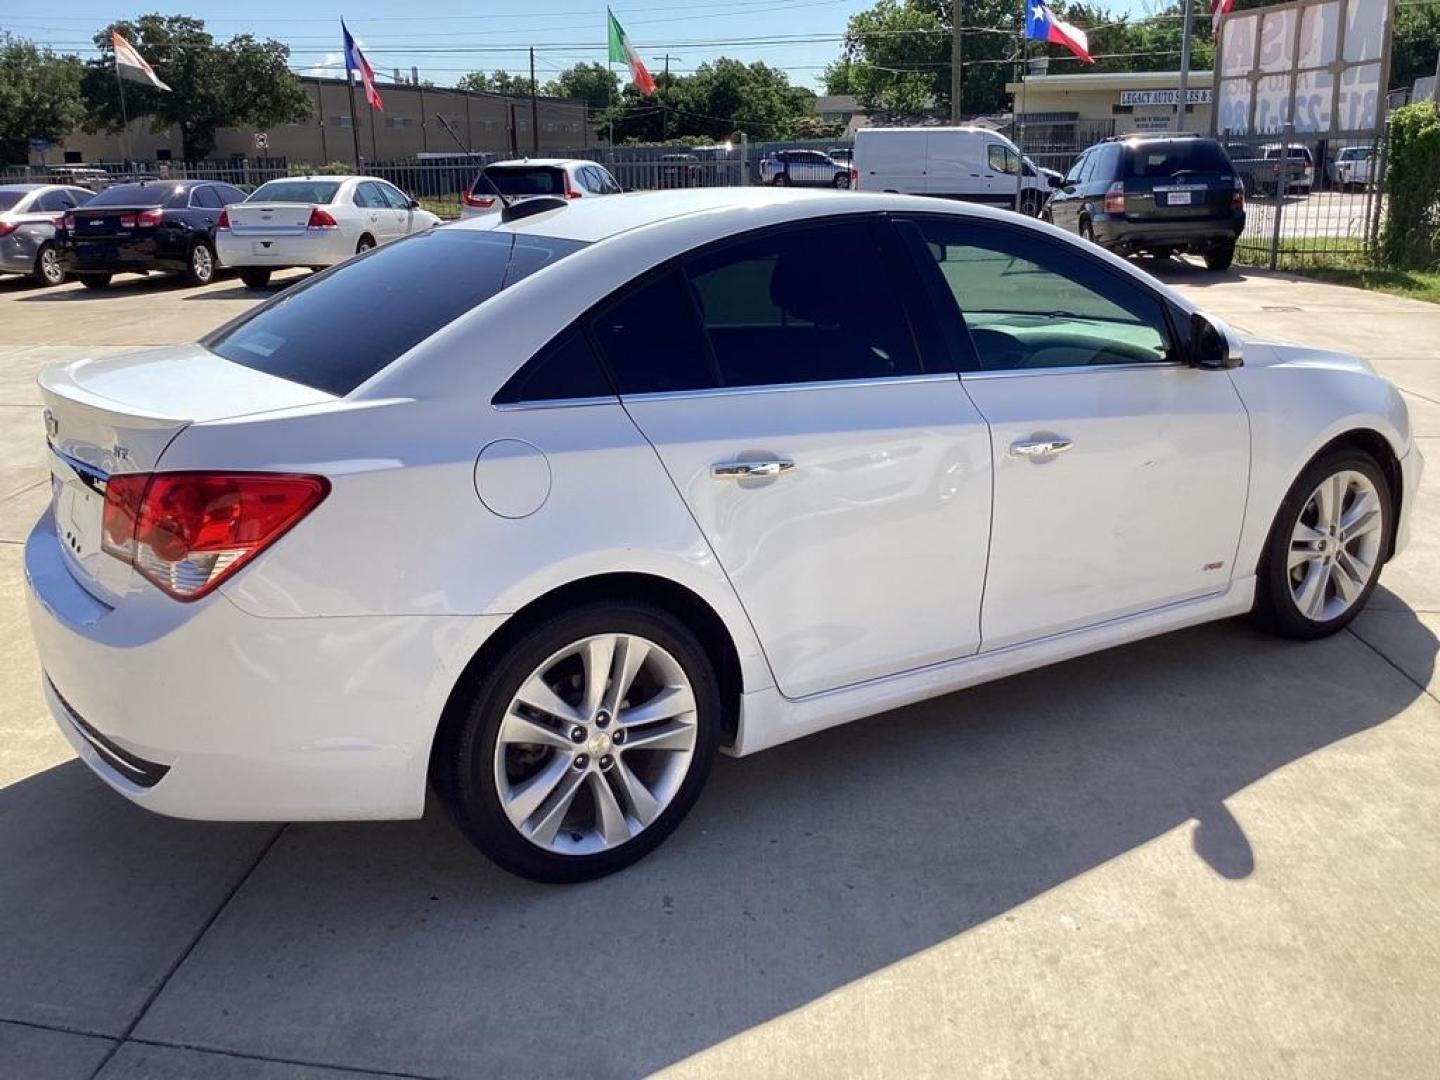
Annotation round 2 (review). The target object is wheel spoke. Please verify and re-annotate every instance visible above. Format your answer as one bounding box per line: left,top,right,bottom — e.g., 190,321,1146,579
611,757,661,826
1314,474,1346,531
505,754,575,824
1340,493,1382,542
579,636,616,718
1332,550,1368,603
590,773,632,846
621,719,696,753
514,675,583,727
1294,561,1329,620
618,684,695,728
1289,523,1325,571
498,708,575,751
603,636,650,713
525,767,587,847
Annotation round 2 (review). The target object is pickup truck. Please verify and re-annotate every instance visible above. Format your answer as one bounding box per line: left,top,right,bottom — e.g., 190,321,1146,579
1225,143,1313,196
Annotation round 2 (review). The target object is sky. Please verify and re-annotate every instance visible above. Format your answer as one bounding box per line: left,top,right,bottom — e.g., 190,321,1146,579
2,0,1161,92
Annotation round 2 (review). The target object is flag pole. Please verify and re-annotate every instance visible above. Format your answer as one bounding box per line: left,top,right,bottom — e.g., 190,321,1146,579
346,70,363,166
1015,0,1029,212
114,53,131,167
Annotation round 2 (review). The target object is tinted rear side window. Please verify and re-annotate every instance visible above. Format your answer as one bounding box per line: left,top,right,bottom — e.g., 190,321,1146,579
590,271,715,395
207,230,587,396
249,180,342,203
494,329,612,404
484,167,566,196
87,184,172,207
1124,140,1234,179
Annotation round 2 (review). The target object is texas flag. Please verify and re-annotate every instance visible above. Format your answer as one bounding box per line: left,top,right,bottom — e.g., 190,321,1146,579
342,20,383,111
1025,3,1094,64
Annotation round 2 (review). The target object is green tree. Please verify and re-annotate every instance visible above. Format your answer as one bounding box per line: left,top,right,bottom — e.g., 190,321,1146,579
0,34,85,164
602,57,817,143
82,14,309,161
456,70,537,97
542,63,619,113
1391,4,1440,93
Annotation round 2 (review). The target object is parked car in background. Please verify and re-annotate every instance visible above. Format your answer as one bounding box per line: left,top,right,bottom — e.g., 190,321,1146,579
853,127,1057,215
1329,146,1375,191
45,166,110,191
828,147,853,168
0,184,95,286
59,179,247,289
1044,134,1246,271
461,159,622,217
25,188,1419,883
1228,142,1314,196
759,149,854,189
216,175,441,289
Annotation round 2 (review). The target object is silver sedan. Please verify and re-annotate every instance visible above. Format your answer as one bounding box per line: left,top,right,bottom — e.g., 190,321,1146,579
0,184,96,286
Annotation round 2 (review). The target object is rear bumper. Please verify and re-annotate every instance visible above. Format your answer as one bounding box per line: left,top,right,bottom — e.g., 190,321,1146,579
25,508,499,822
62,239,184,274
1092,213,1246,251
216,230,355,268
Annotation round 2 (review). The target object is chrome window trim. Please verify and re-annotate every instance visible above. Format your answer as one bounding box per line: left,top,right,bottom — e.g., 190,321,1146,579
962,361,1186,380
619,372,960,404
491,394,618,413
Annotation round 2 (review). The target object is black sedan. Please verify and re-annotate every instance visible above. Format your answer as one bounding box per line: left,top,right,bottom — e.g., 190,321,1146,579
60,179,247,289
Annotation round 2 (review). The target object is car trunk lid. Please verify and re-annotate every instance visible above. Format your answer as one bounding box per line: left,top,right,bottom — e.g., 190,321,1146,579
39,344,335,604
225,202,316,235
69,205,162,241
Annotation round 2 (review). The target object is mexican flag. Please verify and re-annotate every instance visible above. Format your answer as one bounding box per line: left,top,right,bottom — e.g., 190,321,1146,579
608,9,656,96
112,30,171,91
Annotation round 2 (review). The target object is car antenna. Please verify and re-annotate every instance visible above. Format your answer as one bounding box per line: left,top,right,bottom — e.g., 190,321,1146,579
434,112,511,211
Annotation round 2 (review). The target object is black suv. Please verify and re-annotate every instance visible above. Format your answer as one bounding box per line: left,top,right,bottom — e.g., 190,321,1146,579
1043,135,1246,271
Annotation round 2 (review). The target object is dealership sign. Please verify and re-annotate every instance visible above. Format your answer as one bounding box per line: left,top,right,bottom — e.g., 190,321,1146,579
1212,0,1394,137
1120,89,1213,107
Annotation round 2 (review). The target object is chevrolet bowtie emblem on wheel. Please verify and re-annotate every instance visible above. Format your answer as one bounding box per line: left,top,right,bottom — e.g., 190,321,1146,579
43,409,58,440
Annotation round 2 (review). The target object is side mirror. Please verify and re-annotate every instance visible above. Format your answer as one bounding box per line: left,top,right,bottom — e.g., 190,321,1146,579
1049,175,1063,189
1190,312,1243,370
408,198,421,209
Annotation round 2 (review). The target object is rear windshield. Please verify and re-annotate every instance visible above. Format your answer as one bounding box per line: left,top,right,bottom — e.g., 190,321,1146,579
480,166,566,196
86,184,175,207
0,190,28,211
206,229,587,396
249,179,342,204
1124,140,1234,179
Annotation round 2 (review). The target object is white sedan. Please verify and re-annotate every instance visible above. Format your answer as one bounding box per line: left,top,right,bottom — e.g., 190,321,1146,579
27,189,1422,882
215,174,441,288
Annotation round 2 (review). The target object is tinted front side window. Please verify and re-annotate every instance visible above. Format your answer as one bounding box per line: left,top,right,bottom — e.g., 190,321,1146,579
684,220,922,387
899,218,1173,371
208,230,587,396
1124,139,1234,179
250,180,342,203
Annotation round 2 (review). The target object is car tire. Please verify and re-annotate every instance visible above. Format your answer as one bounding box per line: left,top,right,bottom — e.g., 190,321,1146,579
434,601,721,883
355,235,376,254
1252,448,1392,641
771,174,790,187
1079,219,1098,246
31,243,66,287
78,274,111,290
1020,191,1042,217
239,268,272,289
832,172,851,189
183,241,216,286
1205,240,1236,272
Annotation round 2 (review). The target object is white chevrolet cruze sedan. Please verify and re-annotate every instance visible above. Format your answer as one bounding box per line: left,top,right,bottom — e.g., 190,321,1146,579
27,188,1422,882
215,175,441,288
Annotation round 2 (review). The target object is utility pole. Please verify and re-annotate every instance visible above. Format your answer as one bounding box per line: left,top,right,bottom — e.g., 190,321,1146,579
1176,0,1195,132
951,0,963,124
529,47,540,155
660,53,681,86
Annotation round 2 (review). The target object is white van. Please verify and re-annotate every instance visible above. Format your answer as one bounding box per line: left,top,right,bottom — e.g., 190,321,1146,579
854,126,1057,214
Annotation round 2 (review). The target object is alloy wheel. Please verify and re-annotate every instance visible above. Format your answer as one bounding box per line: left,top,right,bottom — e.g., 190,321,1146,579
1288,470,1384,622
493,633,699,856
192,244,213,282
39,248,64,286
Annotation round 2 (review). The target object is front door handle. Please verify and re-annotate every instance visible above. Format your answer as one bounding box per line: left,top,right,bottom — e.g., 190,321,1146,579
712,459,795,480
1009,436,1074,460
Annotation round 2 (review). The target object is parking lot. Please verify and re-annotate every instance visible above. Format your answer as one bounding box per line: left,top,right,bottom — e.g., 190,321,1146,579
2,260,1438,1079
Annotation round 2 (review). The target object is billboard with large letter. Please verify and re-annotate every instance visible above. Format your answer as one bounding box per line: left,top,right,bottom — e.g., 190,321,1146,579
1212,0,1395,137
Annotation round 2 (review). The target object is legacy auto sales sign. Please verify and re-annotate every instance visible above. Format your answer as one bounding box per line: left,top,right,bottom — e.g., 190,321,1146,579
1213,0,1394,137
1120,89,1214,107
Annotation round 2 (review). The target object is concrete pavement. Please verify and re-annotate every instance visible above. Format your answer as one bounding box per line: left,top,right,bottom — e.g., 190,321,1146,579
0,262,1436,1079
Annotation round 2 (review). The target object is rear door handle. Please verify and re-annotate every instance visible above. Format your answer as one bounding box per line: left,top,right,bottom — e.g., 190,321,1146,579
712,459,795,480
1009,437,1074,460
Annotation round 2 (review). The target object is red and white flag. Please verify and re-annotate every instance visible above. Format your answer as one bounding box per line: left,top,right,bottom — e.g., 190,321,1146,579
342,20,383,111
1212,0,1236,35
112,30,171,91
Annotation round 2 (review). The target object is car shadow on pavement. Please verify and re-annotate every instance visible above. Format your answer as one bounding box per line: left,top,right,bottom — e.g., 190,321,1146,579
0,615,1434,1077
13,275,201,301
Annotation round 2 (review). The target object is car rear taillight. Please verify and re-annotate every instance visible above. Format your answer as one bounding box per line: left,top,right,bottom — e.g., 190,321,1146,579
136,207,163,227
462,191,496,209
101,471,329,600
1104,181,1126,215
62,212,76,231
307,207,338,229
216,208,230,230
0,221,16,237
850,167,858,184
564,174,582,199
1232,178,1245,210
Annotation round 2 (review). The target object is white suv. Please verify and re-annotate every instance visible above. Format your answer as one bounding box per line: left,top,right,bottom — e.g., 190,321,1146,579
461,159,622,217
